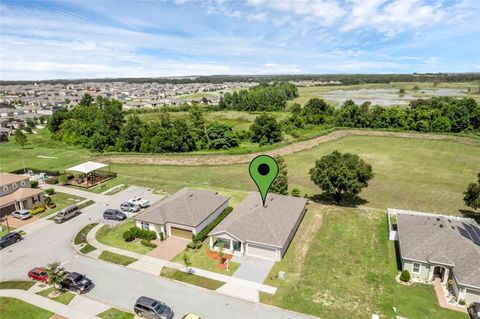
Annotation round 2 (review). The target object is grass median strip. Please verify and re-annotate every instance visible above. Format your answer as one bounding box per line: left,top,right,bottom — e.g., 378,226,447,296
36,287,75,305
78,199,95,209
0,280,35,290
80,243,97,254
0,297,53,319
97,308,135,319
98,251,138,266
160,267,224,290
74,223,98,245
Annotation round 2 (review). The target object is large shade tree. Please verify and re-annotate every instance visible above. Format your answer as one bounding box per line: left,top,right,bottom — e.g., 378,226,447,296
270,154,288,195
309,151,374,203
464,173,480,210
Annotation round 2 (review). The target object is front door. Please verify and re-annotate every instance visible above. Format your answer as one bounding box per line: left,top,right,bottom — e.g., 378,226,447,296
433,266,445,281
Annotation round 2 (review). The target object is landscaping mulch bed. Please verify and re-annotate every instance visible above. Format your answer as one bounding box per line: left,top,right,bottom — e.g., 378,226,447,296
206,250,232,269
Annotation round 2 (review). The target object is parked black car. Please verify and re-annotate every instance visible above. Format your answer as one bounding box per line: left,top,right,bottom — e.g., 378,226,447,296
103,209,126,221
61,272,94,294
134,296,174,319
469,302,480,319
0,232,22,249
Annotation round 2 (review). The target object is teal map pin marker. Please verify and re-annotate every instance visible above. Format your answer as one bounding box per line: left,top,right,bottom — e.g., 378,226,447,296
249,155,279,207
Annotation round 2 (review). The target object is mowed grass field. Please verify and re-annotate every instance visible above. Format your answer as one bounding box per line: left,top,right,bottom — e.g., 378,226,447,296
261,206,468,319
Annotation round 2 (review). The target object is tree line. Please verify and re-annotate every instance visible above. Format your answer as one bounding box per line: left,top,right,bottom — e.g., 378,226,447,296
218,83,298,111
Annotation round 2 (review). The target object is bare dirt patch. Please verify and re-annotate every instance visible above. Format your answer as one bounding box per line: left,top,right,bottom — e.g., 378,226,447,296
97,130,480,166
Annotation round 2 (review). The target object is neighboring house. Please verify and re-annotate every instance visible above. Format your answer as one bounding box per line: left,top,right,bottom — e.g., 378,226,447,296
0,173,44,217
388,208,480,305
134,188,230,239
208,192,308,261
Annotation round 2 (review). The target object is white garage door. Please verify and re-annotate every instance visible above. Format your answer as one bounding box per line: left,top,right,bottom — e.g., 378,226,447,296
246,243,277,260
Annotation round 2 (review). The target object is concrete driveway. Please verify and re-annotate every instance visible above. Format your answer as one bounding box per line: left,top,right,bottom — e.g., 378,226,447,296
232,256,275,283
147,236,189,260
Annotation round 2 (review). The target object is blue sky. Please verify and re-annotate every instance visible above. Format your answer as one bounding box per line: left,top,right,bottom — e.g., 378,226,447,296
1,0,479,80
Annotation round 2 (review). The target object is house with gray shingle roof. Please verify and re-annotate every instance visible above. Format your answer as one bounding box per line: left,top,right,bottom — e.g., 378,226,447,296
208,192,308,261
389,208,480,305
134,188,229,240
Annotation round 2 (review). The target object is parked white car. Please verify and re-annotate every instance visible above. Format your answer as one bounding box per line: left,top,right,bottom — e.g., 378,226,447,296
128,197,150,208
11,210,32,220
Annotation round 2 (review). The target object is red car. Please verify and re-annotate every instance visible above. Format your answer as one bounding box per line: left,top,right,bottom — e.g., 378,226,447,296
28,267,48,283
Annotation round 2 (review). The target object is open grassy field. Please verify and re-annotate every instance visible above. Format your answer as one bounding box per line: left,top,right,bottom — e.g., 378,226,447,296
0,297,53,319
261,206,468,319
291,81,480,106
96,220,154,255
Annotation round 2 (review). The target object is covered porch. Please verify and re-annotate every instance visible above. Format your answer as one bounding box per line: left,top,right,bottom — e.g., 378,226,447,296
209,234,244,256
65,161,116,189
429,265,468,311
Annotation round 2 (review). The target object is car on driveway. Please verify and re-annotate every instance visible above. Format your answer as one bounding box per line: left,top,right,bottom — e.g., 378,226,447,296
28,267,48,283
469,302,480,319
54,205,81,223
120,202,140,213
134,296,174,319
61,272,94,294
128,197,150,208
11,210,32,220
103,209,126,221
0,231,22,249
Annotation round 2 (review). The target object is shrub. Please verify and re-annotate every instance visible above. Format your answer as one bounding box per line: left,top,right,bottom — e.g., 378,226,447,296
30,180,38,188
459,299,466,305
32,202,44,209
193,207,233,243
159,232,164,241
123,230,135,242
186,242,196,250
128,227,157,241
141,239,157,248
45,188,55,195
291,187,301,197
58,175,68,185
30,207,46,215
400,270,411,282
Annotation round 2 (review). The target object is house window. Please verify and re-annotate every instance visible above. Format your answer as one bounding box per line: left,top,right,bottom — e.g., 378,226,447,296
412,262,421,274
141,222,149,230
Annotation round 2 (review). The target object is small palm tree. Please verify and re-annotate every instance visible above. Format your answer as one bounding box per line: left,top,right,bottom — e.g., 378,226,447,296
182,253,191,271
45,261,66,294
218,241,225,263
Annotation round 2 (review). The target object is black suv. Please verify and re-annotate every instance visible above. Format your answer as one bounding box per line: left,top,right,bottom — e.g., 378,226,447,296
134,296,174,319
61,272,94,294
0,232,22,249
103,209,126,221
469,302,480,319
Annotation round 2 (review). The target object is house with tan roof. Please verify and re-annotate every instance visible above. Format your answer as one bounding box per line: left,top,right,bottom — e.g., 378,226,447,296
208,192,308,261
0,173,44,217
388,208,480,305
134,188,230,239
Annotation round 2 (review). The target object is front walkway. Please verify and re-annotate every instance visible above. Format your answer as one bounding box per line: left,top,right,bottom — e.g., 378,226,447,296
83,224,277,302
432,278,468,314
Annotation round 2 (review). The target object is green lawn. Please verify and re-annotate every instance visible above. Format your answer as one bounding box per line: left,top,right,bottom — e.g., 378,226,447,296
74,223,98,245
261,207,468,319
98,251,138,266
96,220,154,254
80,243,96,254
160,267,225,290
0,280,35,290
97,308,134,319
39,192,85,218
37,287,75,305
0,297,53,319
172,241,240,276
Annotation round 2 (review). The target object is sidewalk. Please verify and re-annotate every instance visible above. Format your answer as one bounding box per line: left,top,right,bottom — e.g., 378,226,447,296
0,287,99,319
40,184,107,203
83,224,277,302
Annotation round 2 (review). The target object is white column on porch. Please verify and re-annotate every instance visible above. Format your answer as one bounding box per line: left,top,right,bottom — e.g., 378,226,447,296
443,268,450,287
428,266,435,282
230,239,233,252
209,236,213,250
240,242,244,254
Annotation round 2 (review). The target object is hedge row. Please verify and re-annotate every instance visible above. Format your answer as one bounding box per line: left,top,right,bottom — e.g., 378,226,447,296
193,206,233,243
123,227,157,242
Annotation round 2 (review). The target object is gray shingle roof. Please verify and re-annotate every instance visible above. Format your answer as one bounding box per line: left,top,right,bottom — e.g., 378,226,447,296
134,188,229,227
209,192,308,248
397,212,480,288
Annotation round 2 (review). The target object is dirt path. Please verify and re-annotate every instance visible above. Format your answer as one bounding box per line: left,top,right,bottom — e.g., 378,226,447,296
97,130,480,166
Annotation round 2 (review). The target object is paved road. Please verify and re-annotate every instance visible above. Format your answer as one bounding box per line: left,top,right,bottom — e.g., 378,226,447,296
1,186,313,319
